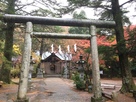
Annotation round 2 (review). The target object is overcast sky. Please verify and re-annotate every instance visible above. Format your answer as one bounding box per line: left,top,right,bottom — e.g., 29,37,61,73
20,0,136,24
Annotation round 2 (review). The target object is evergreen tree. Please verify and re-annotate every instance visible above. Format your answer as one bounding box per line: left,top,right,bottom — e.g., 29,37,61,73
69,10,89,34
0,0,15,83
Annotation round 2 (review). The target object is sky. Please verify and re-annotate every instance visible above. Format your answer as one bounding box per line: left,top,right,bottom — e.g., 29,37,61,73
20,0,136,24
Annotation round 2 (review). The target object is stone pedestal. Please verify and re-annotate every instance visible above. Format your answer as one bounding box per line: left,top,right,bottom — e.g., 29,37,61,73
28,64,33,81
37,68,43,78
15,98,29,102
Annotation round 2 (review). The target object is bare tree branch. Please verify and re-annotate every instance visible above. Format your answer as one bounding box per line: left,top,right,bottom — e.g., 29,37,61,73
15,2,35,11
120,0,135,7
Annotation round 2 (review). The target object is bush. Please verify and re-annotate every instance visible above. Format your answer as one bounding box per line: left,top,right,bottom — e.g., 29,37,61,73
72,72,85,90
0,61,12,83
32,63,39,78
11,68,20,78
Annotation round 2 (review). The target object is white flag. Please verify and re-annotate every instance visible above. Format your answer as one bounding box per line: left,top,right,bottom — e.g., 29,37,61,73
67,45,70,53
58,45,62,53
51,44,54,53
74,44,77,52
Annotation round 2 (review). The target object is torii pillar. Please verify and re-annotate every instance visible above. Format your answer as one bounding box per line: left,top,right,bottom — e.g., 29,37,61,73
16,22,32,102
90,25,102,102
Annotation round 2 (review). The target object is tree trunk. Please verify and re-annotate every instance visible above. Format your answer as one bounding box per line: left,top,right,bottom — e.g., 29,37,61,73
111,0,136,92
0,0,15,83
36,38,44,73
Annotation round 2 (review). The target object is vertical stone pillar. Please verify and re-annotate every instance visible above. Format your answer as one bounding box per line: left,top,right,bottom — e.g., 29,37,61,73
63,63,68,78
90,25,102,102
63,52,69,78
17,22,32,102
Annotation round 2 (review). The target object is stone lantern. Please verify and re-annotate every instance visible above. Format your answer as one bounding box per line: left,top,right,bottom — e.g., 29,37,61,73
76,55,85,80
28,56,35,81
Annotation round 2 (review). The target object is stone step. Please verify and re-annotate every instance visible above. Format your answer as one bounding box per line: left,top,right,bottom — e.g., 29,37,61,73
44,74,62,77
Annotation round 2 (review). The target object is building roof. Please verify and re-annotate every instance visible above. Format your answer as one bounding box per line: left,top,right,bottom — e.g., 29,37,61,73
41,51,72,62
42,53,62,62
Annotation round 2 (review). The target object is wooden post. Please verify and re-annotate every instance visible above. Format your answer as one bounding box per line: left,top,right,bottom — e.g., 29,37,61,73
17,22,32,102
90,25,102,102
112,91,118,102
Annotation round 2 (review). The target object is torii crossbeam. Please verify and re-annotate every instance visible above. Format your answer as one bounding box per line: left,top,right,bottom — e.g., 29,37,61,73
3,14,115,28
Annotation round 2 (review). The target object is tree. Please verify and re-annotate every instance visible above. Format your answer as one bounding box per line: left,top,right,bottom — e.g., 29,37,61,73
0,0,15,83
0,1,6,67
65,0,136,92
0,0,33,83
111,0,136,92
68,10,89,34
125,26,136,76
98,45,120,78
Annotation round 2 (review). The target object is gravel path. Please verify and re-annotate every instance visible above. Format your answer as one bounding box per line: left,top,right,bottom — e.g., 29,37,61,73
0,78,135,102
28,78,91,102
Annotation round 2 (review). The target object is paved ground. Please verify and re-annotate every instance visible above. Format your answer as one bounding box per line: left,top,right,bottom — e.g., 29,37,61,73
28,78,91,102
101,79,135,102
0,78,135,102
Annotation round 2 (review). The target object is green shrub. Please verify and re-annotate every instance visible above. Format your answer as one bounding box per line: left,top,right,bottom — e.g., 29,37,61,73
32,63,39,78
11,68,20,78
72,72,85,90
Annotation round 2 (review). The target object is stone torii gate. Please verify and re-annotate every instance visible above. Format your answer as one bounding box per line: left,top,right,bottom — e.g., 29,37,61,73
3,14,115,102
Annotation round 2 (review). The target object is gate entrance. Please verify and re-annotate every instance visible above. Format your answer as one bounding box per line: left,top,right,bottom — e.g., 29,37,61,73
3,14,115,102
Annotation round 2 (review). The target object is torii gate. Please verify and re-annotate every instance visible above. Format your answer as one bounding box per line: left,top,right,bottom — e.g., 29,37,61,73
3,14,115,102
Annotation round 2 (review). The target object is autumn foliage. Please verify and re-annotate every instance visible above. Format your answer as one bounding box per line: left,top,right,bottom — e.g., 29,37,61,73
71,25,136,69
